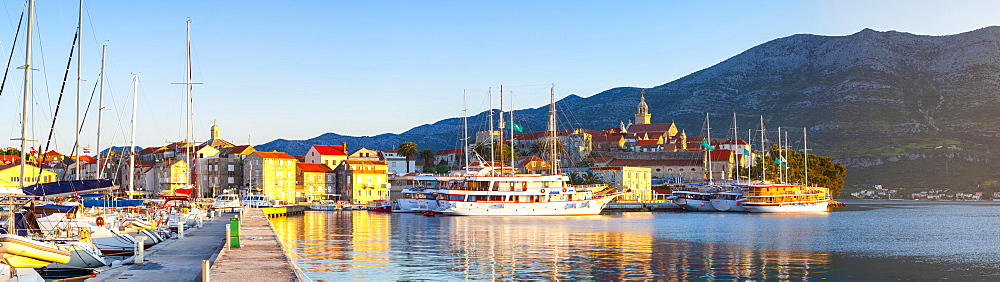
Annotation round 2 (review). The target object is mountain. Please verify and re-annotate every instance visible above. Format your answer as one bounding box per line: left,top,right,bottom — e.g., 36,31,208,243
258,27,1000,191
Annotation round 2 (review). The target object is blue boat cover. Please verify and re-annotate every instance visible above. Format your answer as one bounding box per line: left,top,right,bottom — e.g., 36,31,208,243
81,198,144,207
22,179,115,198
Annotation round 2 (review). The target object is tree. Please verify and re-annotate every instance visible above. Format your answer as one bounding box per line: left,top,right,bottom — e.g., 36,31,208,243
748,145,847,196
397,141,418,173
418,149,435,172
527,139,567,159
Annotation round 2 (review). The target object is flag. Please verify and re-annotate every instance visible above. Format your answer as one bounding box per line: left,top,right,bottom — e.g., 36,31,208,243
510,123,523,132
743,148,752,156
774,157,787,168
83,147,91,154
29,147,37,154
701,140,715,150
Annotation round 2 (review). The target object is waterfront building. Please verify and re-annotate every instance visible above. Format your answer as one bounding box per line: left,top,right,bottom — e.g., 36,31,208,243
513,156,550,173
203,145,255,196
378,150,415,175
588,166,652,201
296,163,335,202
304,144,349,169
433,149,464,166
150,159,189,195
334,160,389,204
246,151,298,203
0,163,57,187
348,148,381,161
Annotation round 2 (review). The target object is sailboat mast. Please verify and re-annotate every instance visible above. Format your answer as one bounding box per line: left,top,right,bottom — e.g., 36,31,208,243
804,127,809,187
74,0,83,180
20,0,35,190
777,127,782,183
488,87,494,172
732,112,739,184
747,128,752,184
96,43,106,179
759,115,766,183
508,90,514,175
548,84,557,175
185,19,193,187
462,89,469,169
706,113,712,184
498,85,504,168
129,74,138,200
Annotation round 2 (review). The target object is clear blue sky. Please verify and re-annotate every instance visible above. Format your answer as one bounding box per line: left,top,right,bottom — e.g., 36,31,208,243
0,0,997,152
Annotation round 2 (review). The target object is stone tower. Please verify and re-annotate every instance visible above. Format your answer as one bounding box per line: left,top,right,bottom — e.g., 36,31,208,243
210,120,220,140
634,91,651,125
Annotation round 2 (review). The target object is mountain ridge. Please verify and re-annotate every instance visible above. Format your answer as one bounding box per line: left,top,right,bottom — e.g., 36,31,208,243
258,26,1000,191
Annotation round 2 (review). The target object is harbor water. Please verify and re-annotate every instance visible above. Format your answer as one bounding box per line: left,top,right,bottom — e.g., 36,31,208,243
270,200,1000,280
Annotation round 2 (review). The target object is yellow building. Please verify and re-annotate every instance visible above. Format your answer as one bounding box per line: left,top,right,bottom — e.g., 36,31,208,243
590,166,652,202
0,163,57,187
304,144,349,170
246,151,297,203
154,159,190,195
334,160,389,204
296,162,334,202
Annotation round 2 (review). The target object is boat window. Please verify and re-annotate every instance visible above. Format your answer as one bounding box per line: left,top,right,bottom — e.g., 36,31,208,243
448,194,465,201
467,195,478,201
488,195,504,201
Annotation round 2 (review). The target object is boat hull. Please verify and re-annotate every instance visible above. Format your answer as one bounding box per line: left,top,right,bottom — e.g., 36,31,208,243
710,199,747,212
0,235,72,268
438,197,615,216
744,201,829,213
673,198,717,211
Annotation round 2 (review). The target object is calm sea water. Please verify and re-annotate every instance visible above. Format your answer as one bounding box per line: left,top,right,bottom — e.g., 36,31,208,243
270,201,1000,280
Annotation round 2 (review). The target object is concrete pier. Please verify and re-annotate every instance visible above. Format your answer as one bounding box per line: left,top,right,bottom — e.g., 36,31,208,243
88,216,228,281
210,208,299,281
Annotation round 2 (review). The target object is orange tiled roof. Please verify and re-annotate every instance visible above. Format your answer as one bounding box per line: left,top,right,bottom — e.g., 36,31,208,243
312,145,347,156
343,160,386,166
255,151,296,160
297,162,334,173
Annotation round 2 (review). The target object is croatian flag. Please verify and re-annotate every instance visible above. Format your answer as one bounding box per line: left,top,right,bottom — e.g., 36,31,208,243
83,147,91,154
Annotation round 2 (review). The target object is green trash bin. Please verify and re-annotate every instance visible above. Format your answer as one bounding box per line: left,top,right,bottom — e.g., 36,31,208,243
229,217,241,248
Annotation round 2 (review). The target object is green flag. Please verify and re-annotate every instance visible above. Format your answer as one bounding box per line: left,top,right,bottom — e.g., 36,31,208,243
744,148,752,156
774,157,787,168
511,123,523,132
701,140,715,150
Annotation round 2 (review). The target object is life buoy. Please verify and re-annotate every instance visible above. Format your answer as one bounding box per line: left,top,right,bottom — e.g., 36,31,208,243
700,202,705,207
96,217,105,227
562,188,567,192
540,189,546,193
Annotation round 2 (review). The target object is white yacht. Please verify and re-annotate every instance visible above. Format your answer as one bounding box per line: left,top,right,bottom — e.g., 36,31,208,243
669,190,717,211
433,163,630,216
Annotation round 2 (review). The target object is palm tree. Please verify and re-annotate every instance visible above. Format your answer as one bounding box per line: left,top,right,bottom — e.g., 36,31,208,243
397,141,418,173
418,149,435,172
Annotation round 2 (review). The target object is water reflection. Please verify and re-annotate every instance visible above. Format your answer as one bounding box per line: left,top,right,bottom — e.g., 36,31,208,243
272,211,838,280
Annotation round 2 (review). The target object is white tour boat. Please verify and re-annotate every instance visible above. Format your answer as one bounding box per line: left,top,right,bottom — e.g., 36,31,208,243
741,184,830,213
433,164,630,216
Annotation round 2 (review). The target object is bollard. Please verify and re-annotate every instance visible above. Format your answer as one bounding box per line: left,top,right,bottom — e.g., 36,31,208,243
135,235,146,265
228,217,240,248
179,222,185,239
225,224,231,250
202,259,210,282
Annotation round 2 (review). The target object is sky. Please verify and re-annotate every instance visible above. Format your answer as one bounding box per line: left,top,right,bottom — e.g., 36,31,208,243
0,0,998,153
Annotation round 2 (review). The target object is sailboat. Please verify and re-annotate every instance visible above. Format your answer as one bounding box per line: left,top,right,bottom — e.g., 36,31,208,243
0,1,74,279
432,85,631,216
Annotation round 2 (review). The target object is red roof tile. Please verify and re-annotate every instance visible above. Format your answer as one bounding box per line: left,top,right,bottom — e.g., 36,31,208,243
343,160,386,166
255,151,296,160
627,123,675,133
297,162,334,173
312,145,347,156
607,158,703,166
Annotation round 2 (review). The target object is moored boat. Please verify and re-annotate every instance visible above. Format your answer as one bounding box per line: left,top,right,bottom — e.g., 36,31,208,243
710,189,747,212
741,184,830,213
669,190,717,211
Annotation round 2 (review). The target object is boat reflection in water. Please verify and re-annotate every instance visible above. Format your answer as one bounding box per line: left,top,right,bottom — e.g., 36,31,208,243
270,211,839,280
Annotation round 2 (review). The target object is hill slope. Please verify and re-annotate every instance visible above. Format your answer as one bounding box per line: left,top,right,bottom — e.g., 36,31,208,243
258,27,1000,191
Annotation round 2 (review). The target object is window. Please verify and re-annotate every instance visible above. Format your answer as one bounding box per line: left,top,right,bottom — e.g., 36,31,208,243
228,165,234,171
228,177,234,184
449,194,464,201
